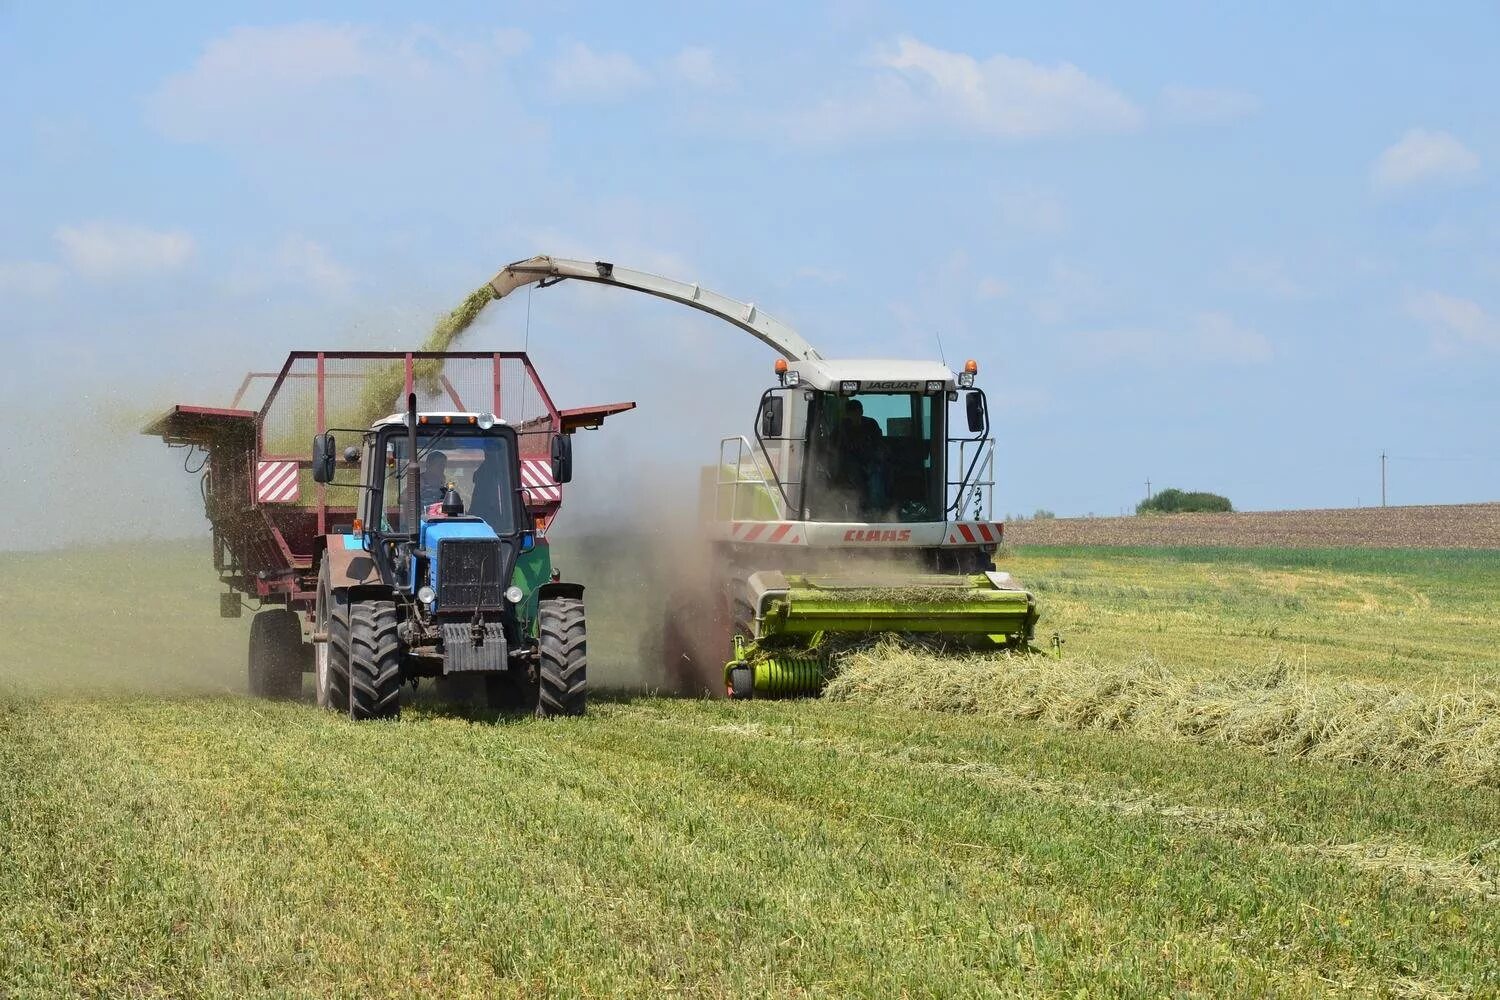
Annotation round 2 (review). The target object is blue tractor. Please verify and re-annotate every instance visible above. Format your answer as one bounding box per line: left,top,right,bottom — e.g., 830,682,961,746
310,391,602,720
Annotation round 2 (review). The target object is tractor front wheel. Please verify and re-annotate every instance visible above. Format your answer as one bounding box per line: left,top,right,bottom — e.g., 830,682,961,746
248,609,304,700
344,599,401,721
536,597,586,717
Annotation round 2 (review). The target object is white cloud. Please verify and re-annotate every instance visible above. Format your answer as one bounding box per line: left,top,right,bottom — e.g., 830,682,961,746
996,188,1068,236
1067,312,1270,365
225,235,356,297
1227,254,1303,299
975,277,1010,300
148,23,531,152
548,42,649,102
1406,290,1500,352
793,36,1142,143
1160,85,1260,124
277,236,355,295
0,260,65,296
796,265,846,285
54,223,194,279
666,46,723,89
1371,129,1480,192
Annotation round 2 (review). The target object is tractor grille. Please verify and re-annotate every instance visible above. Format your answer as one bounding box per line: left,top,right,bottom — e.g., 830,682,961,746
436,539,504,610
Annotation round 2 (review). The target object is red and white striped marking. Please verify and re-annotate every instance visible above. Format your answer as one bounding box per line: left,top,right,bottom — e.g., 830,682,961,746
728,522,803,545
947,522,1003,545
520,459,562,504
256,461,301,503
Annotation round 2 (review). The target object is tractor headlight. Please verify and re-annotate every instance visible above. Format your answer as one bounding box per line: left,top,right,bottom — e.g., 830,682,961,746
477,412,496,430
839,380,859,395
417,585,436,605
504,585,524,604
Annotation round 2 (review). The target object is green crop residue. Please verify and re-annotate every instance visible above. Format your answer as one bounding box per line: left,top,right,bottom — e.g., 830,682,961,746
354,284,497,427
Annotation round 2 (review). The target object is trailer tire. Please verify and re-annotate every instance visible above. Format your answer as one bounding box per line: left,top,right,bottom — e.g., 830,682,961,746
536,597,586,718
317,567,351,712
248,609,304,701
347,600,402,721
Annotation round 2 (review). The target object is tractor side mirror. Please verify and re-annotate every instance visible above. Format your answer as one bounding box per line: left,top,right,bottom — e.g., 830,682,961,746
312,433,337,483
550,433,573,484
760,394,784,438
965,391,985,434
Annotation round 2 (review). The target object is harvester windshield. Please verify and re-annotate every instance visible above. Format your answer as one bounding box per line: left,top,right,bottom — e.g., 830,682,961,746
805,391,943,523
377,428,521,536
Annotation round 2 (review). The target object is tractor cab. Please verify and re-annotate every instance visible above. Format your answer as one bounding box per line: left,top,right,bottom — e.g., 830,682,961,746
752,358,988,525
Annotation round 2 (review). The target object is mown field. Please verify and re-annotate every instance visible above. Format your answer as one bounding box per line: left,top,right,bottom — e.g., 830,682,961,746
2,541,1498,997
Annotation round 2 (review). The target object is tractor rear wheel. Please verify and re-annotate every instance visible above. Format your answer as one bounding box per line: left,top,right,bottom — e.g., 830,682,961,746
347,600,402,721
317,567,351,711
248,609,304,700
536,597,586,717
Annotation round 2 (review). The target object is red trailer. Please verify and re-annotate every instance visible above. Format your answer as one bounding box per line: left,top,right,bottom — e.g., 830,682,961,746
145,350,633,620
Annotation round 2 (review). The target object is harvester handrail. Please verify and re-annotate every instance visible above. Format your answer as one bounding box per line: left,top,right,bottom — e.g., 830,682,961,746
489,256,824,363
950,437,995,521
718,435,787,521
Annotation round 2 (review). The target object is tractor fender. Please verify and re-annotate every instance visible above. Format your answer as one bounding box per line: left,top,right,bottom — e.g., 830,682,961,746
323,537,381,589
538,581,585,602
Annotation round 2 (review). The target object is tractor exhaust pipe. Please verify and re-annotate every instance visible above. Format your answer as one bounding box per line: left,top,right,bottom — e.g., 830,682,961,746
407,391,420,542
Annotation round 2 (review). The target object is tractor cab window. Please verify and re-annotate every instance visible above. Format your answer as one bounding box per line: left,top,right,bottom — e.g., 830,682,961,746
804,392,943,523
379,430,519,535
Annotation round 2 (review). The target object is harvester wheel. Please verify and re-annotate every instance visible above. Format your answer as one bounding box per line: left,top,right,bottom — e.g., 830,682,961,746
347,600,402,721
536,597,586,717
248,609,304,701
728,664,754,700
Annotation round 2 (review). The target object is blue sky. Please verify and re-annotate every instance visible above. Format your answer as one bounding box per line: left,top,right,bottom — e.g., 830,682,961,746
2,2,1497,544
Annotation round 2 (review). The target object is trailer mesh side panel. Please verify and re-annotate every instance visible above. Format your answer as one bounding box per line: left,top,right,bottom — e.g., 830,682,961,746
437,539,505,610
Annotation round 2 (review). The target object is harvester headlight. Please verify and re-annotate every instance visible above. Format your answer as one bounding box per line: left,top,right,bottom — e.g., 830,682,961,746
839,380,859,395
958,371,975,388
784,370,800,387
504,585,524,604
925,380,944,394
417,585,436,605
477,412,496,430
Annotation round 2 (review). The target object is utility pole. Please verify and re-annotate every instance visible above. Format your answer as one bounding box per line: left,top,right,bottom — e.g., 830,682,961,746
1145,478,1152,501
1381,452,1387,507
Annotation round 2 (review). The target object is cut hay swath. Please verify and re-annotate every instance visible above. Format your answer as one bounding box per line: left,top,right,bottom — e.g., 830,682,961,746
825,640,1500,787
353,284,498,427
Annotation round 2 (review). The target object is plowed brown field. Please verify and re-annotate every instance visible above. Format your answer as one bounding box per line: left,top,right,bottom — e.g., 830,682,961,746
1007,502,1500,549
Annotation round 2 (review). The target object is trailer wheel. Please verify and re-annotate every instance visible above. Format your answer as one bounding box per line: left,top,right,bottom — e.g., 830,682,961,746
248,609,304,700
536,597,586,718
347,600,402,721
316,566,350,711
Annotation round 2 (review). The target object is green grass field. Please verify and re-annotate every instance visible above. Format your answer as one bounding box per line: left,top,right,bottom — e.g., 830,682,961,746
2,542,1497,997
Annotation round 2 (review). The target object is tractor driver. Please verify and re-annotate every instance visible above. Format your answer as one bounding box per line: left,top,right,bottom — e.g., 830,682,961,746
419,451,449,507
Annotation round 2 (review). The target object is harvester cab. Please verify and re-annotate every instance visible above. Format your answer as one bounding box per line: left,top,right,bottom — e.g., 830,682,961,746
485,256,1040,700
705,354,1037,698
145,350,634,720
